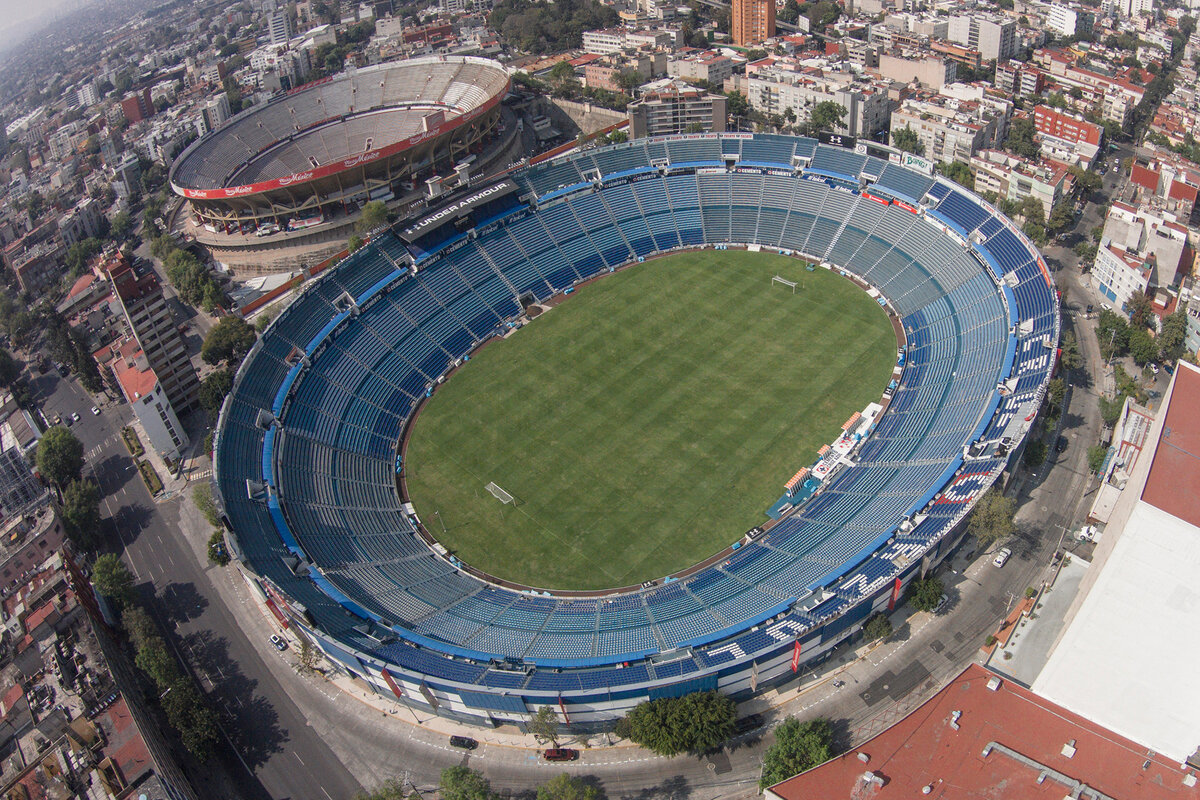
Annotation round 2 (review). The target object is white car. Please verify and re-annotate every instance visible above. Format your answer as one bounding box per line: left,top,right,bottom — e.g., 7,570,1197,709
993,547,1012,568
1149,363,1160,375
70,412,81,423
90,405,101,416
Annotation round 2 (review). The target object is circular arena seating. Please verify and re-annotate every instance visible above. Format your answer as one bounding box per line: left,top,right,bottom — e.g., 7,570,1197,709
170,57,509,192
214,134,1058,724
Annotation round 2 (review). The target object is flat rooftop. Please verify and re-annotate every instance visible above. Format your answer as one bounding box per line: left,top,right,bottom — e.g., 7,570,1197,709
1033,361,1200,765
767,664,1200,800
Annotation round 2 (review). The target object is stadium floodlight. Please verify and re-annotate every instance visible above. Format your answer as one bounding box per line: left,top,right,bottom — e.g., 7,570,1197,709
771,275,799,294
485,482,515,505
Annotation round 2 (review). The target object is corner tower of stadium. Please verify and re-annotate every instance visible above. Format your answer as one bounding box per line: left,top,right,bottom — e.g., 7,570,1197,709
213,133,1058,729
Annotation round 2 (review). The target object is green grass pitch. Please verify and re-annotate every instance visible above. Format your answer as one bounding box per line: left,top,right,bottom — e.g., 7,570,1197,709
402,250,897,590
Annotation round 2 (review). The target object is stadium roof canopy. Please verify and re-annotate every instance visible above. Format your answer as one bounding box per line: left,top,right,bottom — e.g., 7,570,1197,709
1033,360,1200,766
766,663,1200,800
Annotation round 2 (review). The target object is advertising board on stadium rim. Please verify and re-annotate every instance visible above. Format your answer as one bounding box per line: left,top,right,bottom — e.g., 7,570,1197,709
171,90,505,201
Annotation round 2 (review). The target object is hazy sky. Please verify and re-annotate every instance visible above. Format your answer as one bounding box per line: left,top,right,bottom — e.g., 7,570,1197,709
0,0,85,50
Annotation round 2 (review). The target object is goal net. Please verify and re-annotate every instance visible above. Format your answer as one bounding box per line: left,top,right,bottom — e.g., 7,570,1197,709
771,275,798,294
485,482,515,505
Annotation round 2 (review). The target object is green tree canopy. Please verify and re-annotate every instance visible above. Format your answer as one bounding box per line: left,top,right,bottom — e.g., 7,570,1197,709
439,765,495,800
62,479,102,551
1128,326,1158,364
347,234,364,253
863,612,892,641
199,368,233,418
1097,309,1130,360
759,717,834,788
909,576,944,612
1004,116,1040,159
537,774,600,800
891,125,923,155
726,90,749,118
36,426,83,487
616,690,736,756
528,705,561,746
201,316,257,367
1158,311,1187,362
93,553,136,608
936,160,975,190
1059,330,1082,371
356,200,391,234
808,101,847,135
968,488,1016,548
1087,444,1109,473
1125,290,1154,329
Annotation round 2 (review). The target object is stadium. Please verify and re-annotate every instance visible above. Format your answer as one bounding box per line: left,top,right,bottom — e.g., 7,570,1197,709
167,57,512,272
213,133,1059,728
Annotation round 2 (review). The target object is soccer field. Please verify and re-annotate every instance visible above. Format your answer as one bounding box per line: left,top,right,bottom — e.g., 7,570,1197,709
402,251,897,590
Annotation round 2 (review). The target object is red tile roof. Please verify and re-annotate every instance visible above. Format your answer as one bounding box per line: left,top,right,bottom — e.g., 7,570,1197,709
767,664,1200,800
1141,362,1200,527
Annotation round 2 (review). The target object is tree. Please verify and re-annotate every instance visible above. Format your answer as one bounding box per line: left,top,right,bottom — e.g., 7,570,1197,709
439,766,494,800
93,554,136,608
1068,164,1102,196
298,637,321,674
136,637,179,687
937,160,974,190
1024,439,1047,468
62,479,102,551
968,488,1016,547
36,426,83,487
356,200,391,234
1047,377,1066,410
759,717,834,788
0,348,20,387
348,234,364,253
863,612,892,641
1087,444,1108,474
65,238,102,276
1158,311,1187,362
1004,116,1040,159
808,101,847,135
1059,330,1082,371
1128,326,1158,364
1047,201,1074,235
353,780,409,800
161,678,220,758
909,576,944,612
208,530,231,566
891,125,924,155
617,691,736,756
1097,309,1129,360
548,60,576,84
538,773,599,800
199,368,233,418
110,211,133,241
201,316,257,367
726,90,749,119
1124,290,1153,329
528,705,561,746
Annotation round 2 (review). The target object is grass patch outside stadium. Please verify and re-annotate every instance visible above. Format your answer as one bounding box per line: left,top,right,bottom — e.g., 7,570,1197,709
402,250,897,591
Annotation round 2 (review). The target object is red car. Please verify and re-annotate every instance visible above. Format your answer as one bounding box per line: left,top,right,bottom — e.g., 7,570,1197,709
543,748,578,761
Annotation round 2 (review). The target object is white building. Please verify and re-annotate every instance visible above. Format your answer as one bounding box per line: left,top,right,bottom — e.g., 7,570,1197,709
1046,3,1095,37
268,8,294,45
726,65,893,139
946,13,1016,61
195,94,233,137
76,82,100,108
106,339,189,461
57,198,104,246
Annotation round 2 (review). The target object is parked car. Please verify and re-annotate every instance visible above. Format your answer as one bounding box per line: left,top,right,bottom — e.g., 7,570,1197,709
90,405,101,416
269,634,287,652
993,547,1012,568
70,412,81,423
543,748,578,761
1150,362,1160,375
734,713,764,735
450,735,478,750
1055,436,1068,453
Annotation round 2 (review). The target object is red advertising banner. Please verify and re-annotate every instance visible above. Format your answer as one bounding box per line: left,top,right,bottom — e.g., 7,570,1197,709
888,577,903,611
558,696,571,724
381,668,405,701
790,640,802,672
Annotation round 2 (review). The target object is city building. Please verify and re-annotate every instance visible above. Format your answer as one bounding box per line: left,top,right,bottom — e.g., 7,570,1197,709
1092,239,1154,311
731,0,775,46
6,237,66,296
105,254,200,417
1033,106,1102,166
76,82,100,108
889,93,1006,164
1129,148,1200,221
765,663,1200,800
877,52,958,90
946,13,1016,61
1100,200,1191,289
1033,361,1200,769
667,49,734,85
1047,3,1095,37
726,63,893,139
994,59,1045,97
195,93,233,137
268,8,295,45
970,149,1072,219
57,198,104,247
97,337,189,460
119,89,155,125
628,85,727,137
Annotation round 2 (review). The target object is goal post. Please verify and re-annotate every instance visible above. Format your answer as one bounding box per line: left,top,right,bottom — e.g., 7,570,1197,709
771,275,798,294
485,482,515,505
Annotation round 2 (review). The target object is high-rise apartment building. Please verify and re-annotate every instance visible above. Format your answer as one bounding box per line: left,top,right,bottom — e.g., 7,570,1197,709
732,0,774,46
105,255,200,416
268,8,294,45
946,13,1016,62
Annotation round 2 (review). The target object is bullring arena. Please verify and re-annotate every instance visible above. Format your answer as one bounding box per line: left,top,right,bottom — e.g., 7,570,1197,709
168,57,514,275
213,132,1058,729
